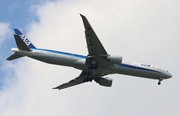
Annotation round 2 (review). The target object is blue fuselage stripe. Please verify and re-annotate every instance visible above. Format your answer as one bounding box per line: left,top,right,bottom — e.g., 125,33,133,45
31,48,86,59
31,48,160,74
116,63,159,73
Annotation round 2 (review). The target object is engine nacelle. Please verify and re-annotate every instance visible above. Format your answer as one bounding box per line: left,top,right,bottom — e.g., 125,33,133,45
106,55,123,64
95,77,113,87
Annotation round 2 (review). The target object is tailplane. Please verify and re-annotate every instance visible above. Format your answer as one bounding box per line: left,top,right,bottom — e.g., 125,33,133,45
6,53,23,60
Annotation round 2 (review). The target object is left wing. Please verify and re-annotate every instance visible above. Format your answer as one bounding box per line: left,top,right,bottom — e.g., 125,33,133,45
80,14,113,69
80,14,108,56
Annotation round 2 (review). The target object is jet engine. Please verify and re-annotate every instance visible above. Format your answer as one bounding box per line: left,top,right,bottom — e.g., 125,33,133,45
106,55,123,64
95,77,112,87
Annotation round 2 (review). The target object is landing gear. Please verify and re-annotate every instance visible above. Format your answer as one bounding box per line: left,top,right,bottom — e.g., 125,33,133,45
88,61,98,70
158,78,163,85
82,71,93,82
83,76,93,82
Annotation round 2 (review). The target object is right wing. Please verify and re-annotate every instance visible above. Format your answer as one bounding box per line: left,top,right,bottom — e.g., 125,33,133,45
52,76,85,90
53,71,98,90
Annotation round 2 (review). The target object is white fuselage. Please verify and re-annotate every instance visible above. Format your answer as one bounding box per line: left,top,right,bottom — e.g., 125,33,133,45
12,48,172,80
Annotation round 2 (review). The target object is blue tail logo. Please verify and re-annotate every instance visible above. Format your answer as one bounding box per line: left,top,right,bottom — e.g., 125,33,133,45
19,35,31,46
14,28,36,49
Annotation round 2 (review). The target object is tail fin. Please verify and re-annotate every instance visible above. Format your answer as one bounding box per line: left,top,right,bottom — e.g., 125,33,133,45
6,28,36,61
14,28,36,49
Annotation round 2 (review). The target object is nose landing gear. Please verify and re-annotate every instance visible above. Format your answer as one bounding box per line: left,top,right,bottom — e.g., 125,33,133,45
158,78,163,85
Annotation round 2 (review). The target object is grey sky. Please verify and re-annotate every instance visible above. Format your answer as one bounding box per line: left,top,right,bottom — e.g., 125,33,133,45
0,0,180,116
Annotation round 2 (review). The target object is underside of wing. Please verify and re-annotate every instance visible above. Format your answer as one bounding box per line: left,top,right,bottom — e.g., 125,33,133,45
52,76,85,90
53,70,113,90
53,14,114,90
80,14,114,69
53,71,96,90
80,14,108,56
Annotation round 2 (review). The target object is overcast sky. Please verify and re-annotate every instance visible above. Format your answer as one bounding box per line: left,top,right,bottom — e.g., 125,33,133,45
0,0,180,116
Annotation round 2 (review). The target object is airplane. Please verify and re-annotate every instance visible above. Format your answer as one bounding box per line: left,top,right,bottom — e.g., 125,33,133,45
7,14,172,90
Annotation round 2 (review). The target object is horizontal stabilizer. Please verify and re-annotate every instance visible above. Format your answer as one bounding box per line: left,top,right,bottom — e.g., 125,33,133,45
6,53,24,60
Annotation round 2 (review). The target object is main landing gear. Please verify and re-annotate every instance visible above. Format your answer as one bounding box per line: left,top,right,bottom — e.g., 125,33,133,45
88,61,98,70
82,71,93,82
158,78,163,85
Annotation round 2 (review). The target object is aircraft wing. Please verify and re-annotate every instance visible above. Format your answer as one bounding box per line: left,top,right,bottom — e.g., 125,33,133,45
53,71,98,90
80,14,108,56
52,76,85,90
53,15,111,90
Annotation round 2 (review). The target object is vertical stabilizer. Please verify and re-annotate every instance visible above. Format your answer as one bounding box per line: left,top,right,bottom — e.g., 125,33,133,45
6,28,36,60
14,28,36,49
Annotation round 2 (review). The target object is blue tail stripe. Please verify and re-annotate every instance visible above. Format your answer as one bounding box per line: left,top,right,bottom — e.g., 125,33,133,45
28,43,36,48
14,28,23,35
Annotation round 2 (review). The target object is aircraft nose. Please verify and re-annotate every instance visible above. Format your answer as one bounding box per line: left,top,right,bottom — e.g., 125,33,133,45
167,72,172,79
